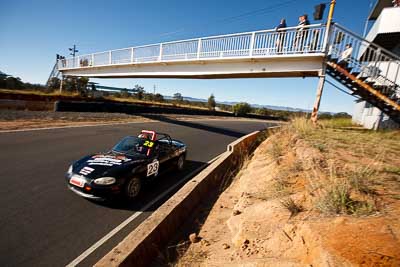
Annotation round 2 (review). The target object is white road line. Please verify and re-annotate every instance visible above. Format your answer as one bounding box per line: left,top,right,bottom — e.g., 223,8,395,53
65,156,218,267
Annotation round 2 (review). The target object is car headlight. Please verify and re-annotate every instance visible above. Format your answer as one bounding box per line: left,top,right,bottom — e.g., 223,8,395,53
67,165,73,175
94,177,116,185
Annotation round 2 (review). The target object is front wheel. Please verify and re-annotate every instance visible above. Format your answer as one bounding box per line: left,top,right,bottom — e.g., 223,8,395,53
176,154,185,171
124,176,141,200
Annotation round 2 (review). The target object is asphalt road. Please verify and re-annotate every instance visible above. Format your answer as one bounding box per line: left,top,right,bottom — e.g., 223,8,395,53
0,117,274,266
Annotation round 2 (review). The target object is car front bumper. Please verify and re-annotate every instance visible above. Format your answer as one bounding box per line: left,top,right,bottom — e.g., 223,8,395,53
65,174,122,200
67,185,105,200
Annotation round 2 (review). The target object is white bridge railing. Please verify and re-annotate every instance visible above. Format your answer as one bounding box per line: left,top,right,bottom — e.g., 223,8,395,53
58,24,326,70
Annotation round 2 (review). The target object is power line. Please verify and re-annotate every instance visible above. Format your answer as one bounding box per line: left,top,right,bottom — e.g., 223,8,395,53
216,0,298,24
149,0,299,41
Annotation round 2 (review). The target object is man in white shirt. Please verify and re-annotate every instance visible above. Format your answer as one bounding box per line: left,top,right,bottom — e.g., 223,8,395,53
338,43,353,67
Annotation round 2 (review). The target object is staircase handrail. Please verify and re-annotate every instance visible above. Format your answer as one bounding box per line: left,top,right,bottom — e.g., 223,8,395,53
333,23,400,61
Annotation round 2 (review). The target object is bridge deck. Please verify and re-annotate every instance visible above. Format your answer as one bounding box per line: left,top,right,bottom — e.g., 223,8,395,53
58,24,327,78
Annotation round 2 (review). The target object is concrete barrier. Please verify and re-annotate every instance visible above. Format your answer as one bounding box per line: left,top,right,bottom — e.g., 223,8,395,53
95,130,270,267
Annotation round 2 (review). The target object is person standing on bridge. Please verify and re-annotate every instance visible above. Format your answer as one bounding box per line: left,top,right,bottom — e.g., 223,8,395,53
275,19,287,53
294,14,310,52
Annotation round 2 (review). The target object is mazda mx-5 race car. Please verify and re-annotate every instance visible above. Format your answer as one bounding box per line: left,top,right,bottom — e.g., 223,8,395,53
65,130,186,200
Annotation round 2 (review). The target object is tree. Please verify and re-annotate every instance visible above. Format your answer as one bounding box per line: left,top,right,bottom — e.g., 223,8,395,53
63,77,77,91
233,102,252,116
76,77,89,93
48,77,61,90
62,76,89,94
4,76,24,89
154,93,164,102
133,84,145,100
173,92,183,102
207,94,216,111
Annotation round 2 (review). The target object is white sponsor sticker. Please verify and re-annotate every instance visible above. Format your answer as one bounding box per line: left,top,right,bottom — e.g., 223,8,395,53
147,160,159,177
87,157,122,166
79,166,95,175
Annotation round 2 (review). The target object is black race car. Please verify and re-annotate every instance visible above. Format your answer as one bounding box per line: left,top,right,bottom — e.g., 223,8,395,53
65,130,187,200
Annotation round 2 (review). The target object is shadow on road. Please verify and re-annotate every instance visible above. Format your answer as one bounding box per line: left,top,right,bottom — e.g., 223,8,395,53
90,160,207,212
140,114,247,138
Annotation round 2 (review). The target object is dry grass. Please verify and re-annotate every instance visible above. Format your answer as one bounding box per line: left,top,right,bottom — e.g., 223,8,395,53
281,197,303,217
267,117,400,217
268,139,284,164
320,117,355,128
0,88,79,97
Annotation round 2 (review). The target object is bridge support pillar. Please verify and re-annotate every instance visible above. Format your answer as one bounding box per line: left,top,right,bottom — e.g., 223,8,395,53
311,74,326,124
59,75,64,93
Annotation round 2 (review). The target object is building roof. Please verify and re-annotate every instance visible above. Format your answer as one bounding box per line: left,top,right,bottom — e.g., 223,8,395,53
368,0,394,20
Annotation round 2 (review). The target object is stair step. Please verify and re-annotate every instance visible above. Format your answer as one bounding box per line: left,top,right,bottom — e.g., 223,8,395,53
329,58,338,64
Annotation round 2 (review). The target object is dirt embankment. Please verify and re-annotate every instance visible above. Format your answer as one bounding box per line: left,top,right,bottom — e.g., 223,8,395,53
176,119,400,266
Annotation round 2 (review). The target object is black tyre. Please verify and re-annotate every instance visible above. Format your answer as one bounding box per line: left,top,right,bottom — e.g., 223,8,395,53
124,176,141,200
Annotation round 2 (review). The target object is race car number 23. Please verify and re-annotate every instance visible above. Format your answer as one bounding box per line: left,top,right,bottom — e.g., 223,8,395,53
143,141,154,148
147,160,159,176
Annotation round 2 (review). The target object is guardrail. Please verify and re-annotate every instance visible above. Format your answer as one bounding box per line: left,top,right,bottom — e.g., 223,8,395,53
57,24,326,70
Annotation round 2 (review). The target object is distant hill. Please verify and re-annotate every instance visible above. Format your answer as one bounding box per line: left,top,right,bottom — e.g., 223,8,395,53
164,95,313,113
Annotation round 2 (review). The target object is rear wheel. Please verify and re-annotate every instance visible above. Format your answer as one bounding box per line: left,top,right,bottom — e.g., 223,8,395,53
176,154,185,171
124,176,141,200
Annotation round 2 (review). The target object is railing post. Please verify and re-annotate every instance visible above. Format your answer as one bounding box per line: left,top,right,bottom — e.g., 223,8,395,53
197,38,202,59
311,0,336,125
249,32,256,57
109,51,112,64
91,54,94,66
159,43,163,61
77,56,80,68
131,47,134,63
322,0,336,55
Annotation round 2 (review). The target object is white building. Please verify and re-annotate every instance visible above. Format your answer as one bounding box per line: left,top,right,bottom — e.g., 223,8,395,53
352,0,400,129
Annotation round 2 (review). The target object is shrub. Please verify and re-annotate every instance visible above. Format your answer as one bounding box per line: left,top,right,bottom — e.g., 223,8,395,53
233,102,251,116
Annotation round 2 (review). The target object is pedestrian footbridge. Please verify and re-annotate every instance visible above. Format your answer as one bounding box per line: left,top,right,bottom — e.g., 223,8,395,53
58,24,327,79
57,23,400,123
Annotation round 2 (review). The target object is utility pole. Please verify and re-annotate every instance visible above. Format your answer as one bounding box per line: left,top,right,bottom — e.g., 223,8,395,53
311,0,336,124
69,44,78,57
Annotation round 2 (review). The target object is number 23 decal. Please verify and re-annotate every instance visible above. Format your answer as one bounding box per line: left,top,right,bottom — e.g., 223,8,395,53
147,160,159,176
143,141,154,148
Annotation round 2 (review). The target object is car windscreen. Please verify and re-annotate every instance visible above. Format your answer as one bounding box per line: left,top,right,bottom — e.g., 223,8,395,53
112,136,154,156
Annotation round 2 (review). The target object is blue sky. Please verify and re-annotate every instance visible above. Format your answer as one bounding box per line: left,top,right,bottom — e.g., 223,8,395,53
0,0,375,113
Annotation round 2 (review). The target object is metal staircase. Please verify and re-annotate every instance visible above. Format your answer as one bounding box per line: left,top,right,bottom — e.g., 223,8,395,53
326,24,400,123
46,62,62,86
